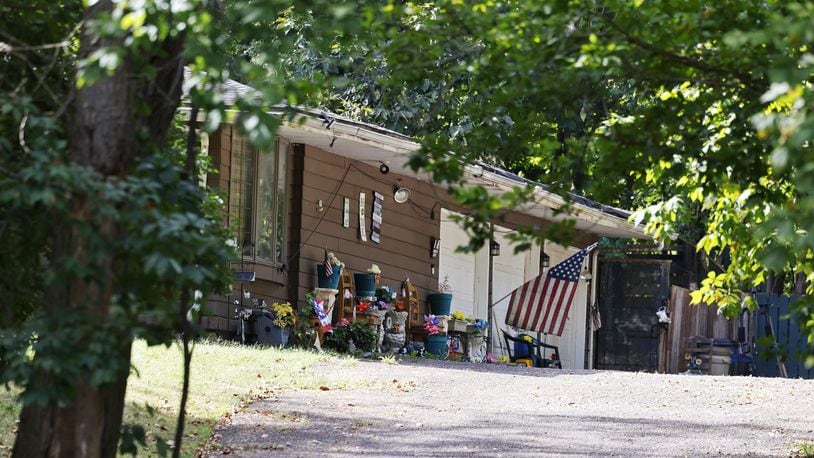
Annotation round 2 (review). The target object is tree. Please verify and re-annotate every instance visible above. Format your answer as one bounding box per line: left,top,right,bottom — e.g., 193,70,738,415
1,0,371,455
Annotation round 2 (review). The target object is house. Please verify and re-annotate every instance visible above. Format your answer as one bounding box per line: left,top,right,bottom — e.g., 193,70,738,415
191,76,647,369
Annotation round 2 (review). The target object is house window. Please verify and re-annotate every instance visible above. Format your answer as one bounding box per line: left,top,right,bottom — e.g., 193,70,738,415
228,133,288,265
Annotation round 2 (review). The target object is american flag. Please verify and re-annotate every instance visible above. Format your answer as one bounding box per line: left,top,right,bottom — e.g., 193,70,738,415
324,249,333,278
505,243,597,336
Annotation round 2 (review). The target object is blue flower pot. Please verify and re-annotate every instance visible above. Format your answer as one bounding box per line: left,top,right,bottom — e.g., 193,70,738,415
354,273,376,298
428,293,453,316
316,263,342,289
426,334,448,357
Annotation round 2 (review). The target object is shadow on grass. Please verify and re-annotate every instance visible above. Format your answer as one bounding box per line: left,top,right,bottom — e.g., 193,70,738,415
122,400,219,457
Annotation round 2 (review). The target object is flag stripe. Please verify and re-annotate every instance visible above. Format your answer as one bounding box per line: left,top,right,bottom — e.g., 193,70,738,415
534,278,560,332
526,275,548,330
556,282,580,335
503,243,597,337
519,275,543,330
545,280,571,334
508,278,531,326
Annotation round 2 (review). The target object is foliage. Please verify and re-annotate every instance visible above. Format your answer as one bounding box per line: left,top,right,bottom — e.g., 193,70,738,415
265,1,814,358
796,442,814,458
123,339,362,456
0,0,375,453
325,320,377,354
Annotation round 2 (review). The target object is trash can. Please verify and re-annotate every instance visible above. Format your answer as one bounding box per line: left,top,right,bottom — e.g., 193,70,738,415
254,311,289,347
710,339,737,376
709,354,731,375
730,352,753,376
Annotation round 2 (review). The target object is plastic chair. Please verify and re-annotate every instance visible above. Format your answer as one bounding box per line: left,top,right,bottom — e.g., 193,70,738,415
502,330,562,369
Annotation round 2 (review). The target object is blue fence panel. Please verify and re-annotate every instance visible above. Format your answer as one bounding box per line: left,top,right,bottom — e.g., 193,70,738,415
754,294,813,379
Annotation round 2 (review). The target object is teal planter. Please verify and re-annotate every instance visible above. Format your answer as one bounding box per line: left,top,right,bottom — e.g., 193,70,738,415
426,334,449,357
428,293,453,316
354,273,376,298
316,263,342,289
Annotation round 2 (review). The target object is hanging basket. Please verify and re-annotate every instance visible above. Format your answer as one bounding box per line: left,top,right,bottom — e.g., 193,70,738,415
316,263,342,289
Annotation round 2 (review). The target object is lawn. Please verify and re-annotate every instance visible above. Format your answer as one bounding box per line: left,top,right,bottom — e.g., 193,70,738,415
1,338,362,457
0,386,19,455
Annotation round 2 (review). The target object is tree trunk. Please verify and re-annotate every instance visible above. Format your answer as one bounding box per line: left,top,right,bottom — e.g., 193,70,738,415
13,1,186,456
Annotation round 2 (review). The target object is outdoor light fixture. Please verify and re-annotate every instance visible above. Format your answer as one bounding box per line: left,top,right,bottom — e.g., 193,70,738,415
580,265,593,281
393,186,411,203
379,162,390,174
490,240,500,257
541,251,550,269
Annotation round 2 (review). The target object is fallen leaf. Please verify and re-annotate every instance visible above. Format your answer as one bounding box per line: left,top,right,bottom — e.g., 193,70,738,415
320,386,330,391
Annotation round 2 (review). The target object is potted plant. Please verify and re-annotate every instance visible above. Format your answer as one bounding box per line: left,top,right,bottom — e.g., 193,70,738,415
354,264,380,298
267,301,294,347
316,252,343,289
427,275,453,316
325,318,377,353
424,314,449,357
448,310,469,333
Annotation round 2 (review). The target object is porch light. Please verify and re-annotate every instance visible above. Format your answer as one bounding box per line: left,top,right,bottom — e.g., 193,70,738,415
580,265,593,281
393,186,411,203
490,240,500,257
541,251,550,269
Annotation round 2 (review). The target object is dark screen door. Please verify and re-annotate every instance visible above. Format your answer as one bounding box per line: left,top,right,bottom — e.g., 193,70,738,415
596,260,670,372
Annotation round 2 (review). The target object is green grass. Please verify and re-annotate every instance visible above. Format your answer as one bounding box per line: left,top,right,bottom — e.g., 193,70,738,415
1,338,364,457
124,338,362,456
0,386,20,455
796,443,814,458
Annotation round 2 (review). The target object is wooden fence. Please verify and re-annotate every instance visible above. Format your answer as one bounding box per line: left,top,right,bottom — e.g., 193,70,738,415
660,288,812,378
754,294,814,379
660,286,741,374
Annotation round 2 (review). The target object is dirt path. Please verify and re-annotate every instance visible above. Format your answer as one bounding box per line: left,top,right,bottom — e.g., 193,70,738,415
206,359,814,457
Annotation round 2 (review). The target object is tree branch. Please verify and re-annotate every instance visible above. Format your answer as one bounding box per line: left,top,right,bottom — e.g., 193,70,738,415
597,13,762,93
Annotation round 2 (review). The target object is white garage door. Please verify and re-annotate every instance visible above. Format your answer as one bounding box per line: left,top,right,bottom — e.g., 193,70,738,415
438,209,478,317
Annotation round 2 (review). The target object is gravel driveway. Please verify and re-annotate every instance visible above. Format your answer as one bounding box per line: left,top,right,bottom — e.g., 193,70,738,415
205,358,814,457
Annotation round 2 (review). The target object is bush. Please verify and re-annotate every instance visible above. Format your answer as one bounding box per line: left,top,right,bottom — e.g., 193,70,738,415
325,321,377,353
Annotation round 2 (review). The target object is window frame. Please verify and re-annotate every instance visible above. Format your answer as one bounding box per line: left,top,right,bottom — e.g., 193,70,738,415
229,134,288,269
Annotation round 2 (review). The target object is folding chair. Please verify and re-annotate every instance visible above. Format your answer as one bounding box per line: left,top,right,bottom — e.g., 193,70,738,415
502,329,562,368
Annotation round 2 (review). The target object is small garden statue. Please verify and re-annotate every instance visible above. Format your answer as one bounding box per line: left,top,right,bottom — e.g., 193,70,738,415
382,308,408,352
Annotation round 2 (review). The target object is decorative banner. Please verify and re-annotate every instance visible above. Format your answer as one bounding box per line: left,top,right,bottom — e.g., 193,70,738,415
358,192,367,241
371,191,383,244
342,197,350,228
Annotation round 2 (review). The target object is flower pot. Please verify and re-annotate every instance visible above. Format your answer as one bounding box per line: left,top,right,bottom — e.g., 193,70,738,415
354,273,376,298
427,293,453,316
426,334,448,357
316,263,342,289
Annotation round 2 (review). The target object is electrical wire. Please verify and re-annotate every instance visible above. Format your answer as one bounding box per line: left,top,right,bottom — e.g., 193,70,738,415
283,162,353,267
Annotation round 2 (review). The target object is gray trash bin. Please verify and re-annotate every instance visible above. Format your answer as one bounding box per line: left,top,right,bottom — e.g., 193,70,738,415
253,311,289,347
